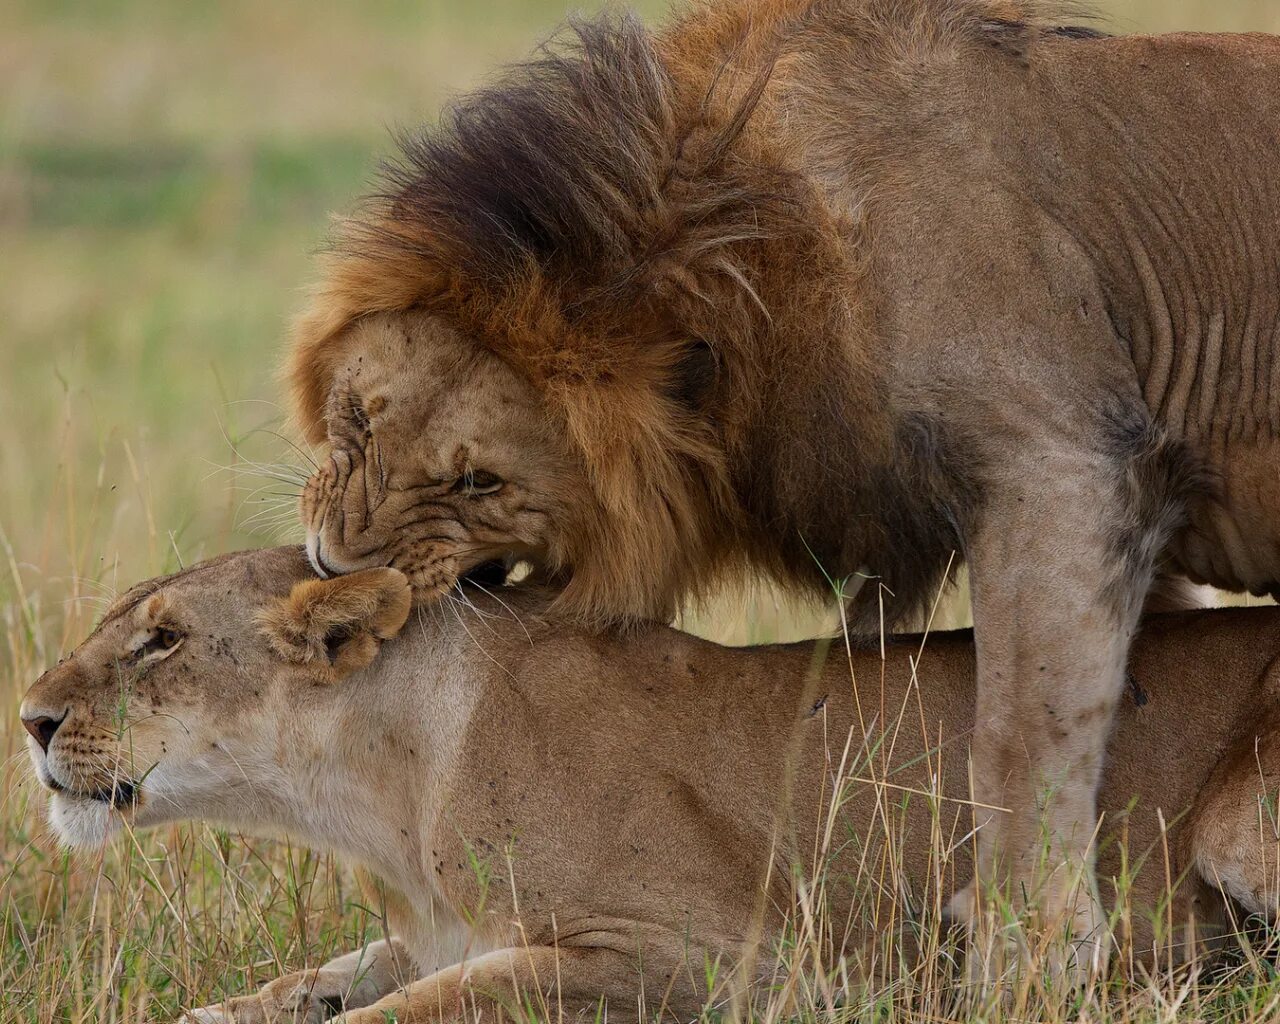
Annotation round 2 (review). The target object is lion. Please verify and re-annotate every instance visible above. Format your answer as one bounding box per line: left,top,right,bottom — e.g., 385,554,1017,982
20,545,1280,1020
285,0,1280,963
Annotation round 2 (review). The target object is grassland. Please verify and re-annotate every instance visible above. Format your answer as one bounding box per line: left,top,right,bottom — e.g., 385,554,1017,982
5,0,1280,1020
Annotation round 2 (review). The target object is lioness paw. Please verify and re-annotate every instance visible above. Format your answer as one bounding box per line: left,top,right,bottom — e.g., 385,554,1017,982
178,1007,239,1024
178,974,345,1024
327,1011,386,1024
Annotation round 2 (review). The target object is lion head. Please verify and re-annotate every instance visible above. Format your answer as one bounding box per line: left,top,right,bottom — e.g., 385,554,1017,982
19,547,411,848
289,12,894,626
298,311,589,597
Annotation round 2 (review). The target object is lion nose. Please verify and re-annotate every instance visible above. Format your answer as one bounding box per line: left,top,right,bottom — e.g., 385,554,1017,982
22,713,65,754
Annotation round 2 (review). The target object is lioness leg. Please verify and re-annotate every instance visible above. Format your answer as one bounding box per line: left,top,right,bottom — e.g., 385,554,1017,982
1189,709,1280,920
334,943,706,1024
966,437,1180,980
182,939,412,1024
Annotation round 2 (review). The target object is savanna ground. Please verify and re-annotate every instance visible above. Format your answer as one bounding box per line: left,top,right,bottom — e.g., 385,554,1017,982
3,1,1280,1020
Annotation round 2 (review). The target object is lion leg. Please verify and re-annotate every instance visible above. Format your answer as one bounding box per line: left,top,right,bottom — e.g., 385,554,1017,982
333,943,706,1024
964,437,1180,984
1189,709,1280,921
181,939,413,1024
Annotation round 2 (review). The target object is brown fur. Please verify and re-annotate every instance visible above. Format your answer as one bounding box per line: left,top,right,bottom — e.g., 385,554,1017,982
290,5,894,624
18,546,1280,1020
288,1,1118,629
287,0,1280,963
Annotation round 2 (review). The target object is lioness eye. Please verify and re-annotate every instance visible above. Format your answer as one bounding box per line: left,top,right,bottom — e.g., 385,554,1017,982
454,470,503,497
141,627,183,656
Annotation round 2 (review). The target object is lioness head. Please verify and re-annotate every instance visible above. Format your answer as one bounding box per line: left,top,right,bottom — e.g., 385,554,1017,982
19,547,410,848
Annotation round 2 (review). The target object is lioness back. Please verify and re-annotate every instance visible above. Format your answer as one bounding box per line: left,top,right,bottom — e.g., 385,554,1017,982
442,602,1280,959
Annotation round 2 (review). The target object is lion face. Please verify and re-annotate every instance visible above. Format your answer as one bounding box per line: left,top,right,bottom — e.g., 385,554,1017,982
19,547,411,848
300,311,590,598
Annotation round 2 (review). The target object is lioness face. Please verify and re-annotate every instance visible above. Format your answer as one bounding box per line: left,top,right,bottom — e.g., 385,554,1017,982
18,550,310,847
19,547,410,849
300,312,587,598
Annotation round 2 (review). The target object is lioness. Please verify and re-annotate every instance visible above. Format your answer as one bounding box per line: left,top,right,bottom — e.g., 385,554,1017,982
286,0,1280,963
20,546,1280,1020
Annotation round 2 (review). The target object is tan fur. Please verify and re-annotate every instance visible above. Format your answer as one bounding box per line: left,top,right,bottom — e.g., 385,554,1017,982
18,546,1280,1020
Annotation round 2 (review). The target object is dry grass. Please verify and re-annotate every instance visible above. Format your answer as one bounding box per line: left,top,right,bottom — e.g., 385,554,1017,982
6,0,1280,1020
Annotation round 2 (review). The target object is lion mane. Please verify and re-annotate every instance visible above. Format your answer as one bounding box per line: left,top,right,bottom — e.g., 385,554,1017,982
289,0,1104,625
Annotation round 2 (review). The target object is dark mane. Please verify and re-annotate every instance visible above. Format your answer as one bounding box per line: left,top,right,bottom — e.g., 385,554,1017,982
381,15,675,289
362,10,802,333
290,0,1111,630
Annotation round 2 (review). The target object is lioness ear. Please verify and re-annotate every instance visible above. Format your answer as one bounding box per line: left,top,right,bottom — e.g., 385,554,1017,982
260,568,412,679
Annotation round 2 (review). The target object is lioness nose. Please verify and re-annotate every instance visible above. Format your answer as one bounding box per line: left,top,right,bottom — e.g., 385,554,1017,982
22,714,65,754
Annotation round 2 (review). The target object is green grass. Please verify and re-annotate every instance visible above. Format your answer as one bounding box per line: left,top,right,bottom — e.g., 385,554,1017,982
5,0,1280,1020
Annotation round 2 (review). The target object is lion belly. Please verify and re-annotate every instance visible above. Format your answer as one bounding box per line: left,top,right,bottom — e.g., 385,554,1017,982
1011,35,1280,597
1166,438,1280,596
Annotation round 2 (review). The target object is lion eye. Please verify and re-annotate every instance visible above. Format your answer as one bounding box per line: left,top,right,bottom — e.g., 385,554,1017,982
453,470,504,497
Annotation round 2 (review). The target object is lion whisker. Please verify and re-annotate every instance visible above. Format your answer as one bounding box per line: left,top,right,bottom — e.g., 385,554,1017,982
211,413,314,479
237,503,299,526
463,579,534,647
450,582,504,633
238,505,305,533
61,594,116,615
233,481,303,508
437,598,516,682
250,427,321,472
59,575,121,599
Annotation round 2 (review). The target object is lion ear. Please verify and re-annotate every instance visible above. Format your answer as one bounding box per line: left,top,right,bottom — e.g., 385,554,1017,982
260,568,412,679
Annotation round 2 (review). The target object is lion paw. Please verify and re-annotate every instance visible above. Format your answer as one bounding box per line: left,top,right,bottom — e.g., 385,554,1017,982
958,877,1110,990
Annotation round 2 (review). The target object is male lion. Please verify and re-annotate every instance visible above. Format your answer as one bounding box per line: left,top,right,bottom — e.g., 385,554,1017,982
20,546,1280,1020
289,0,1279,970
